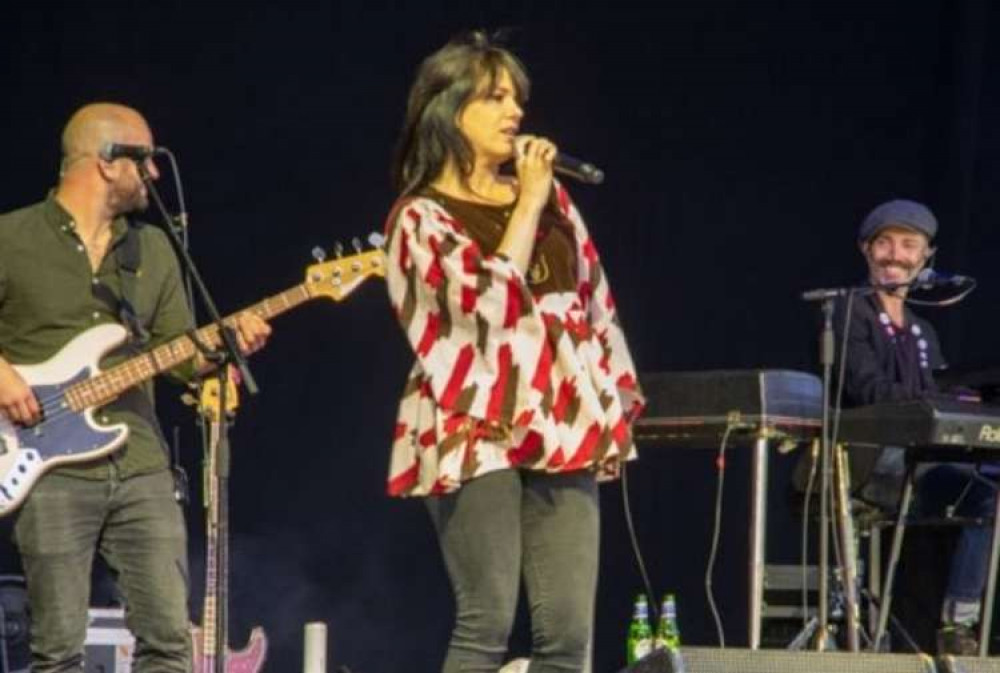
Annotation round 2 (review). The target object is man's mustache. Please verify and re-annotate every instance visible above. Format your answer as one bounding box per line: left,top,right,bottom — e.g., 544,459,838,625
877,261,916,273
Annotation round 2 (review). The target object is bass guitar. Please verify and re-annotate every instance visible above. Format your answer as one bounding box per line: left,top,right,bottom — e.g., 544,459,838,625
190,376,266,673
0,246,384,516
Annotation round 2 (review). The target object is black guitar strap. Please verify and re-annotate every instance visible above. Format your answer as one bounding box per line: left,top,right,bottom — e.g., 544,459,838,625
114,220,151,346
91,220,150,348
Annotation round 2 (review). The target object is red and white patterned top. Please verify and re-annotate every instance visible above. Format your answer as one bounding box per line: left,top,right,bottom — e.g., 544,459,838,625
384,183,644,497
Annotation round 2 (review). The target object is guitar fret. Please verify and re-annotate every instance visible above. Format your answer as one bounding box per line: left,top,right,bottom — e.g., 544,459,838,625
65,387,81,411
143,353,157,378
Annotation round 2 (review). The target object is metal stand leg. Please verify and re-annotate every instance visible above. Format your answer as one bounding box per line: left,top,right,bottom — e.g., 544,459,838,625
868,521,882,638
834,443,861,651
874,468,916,651
977,482,1000,657
749,435,769,650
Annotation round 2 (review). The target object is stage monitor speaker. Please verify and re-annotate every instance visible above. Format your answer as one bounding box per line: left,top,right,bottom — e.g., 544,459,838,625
617,647,938,673
615,649,682,673
84,608,134,673
938,655,1000,673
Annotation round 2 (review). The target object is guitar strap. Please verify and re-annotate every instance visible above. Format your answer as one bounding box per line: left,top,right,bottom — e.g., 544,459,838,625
91,219,150,348
113,219,151,346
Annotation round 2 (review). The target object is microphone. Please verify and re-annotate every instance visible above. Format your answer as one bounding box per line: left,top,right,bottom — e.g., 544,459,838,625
913,268,975,288
516,137,605,185
99,142,164,161
554,152,605,185
801,287,851,302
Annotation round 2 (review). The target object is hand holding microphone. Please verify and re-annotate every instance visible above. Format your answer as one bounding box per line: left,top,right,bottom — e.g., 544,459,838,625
515,135,605,186
514,135,557,212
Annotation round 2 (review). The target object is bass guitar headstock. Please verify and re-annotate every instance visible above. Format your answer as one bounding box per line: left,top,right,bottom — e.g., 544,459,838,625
199,375,240,424
305,234,386,302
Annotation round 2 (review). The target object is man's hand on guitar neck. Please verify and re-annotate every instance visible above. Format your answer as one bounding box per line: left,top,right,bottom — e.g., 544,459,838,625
0,357,40,425
194,312,273,374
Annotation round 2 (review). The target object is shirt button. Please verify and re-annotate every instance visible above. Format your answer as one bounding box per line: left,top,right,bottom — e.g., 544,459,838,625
92,312,101,321
92,278,99,285
76,244,85,252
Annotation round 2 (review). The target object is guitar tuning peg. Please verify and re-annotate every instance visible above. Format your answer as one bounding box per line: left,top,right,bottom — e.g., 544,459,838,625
311,246,327,263
333,242,344,258
368,232,386,249
351,237,362,253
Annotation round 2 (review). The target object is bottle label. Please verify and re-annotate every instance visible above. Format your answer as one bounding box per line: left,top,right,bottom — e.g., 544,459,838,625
634,638,652,660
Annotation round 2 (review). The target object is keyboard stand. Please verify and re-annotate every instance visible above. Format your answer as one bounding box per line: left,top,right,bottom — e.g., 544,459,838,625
872,458,1000,657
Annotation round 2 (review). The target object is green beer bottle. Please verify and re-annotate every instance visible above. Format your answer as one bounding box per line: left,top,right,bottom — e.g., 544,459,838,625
626,594,653,664
655,593,681,651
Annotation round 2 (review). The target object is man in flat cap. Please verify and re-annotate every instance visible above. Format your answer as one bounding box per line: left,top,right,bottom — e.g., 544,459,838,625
837,199,993,654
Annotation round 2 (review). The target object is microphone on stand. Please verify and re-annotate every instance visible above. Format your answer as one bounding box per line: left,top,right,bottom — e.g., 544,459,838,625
875,268,976,293
99,143,165,162
912,268,975,289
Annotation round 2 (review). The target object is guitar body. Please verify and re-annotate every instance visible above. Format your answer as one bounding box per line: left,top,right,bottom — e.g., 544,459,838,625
0,323,130,514
190,624,268,673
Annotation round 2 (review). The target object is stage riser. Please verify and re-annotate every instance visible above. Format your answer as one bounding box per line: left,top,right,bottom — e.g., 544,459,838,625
939,657,1000,673
620,647,941,673
681,648,934,673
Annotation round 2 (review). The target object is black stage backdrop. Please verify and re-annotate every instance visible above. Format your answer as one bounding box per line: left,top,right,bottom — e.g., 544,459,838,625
3,1,1000,671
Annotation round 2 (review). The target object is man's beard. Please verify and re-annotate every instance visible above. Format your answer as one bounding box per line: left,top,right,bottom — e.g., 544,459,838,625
109,181,148,215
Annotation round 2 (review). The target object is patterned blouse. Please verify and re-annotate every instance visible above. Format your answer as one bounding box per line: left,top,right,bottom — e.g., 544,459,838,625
384,183,644,497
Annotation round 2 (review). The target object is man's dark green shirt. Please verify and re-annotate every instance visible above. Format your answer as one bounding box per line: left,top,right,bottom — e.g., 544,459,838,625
0,196,195,479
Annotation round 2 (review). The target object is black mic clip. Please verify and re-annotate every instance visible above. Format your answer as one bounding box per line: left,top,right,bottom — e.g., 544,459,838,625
800,285,873,302
99,142,165,162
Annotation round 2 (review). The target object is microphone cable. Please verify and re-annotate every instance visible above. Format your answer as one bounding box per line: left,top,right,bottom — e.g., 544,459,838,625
904,279,977,308
621,462,661,625
704,423,735,647
622,420,736,647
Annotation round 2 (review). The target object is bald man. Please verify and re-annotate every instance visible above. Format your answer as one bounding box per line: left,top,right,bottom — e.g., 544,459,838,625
0,103,270,673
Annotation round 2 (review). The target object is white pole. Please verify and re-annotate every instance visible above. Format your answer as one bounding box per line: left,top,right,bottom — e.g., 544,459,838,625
303,622,327,673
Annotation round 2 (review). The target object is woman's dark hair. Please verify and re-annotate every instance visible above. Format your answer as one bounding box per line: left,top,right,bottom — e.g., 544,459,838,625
392,31,530,196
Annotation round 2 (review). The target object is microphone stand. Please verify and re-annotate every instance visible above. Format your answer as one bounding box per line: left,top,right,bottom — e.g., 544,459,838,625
137,160,258,395
800,275,976,650
816,296,836,649
801,284,876,650
137,159,256,673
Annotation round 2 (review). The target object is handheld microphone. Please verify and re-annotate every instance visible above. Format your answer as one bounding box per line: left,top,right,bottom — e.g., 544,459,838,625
913,268,975,288
516,137,605,185
99,142,164,162
554,152,605,185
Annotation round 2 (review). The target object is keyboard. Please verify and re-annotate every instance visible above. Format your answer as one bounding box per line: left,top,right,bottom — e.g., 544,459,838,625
635,369,823,446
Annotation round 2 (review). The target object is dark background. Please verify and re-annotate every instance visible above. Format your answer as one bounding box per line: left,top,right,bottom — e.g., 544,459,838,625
2,1,1000,671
